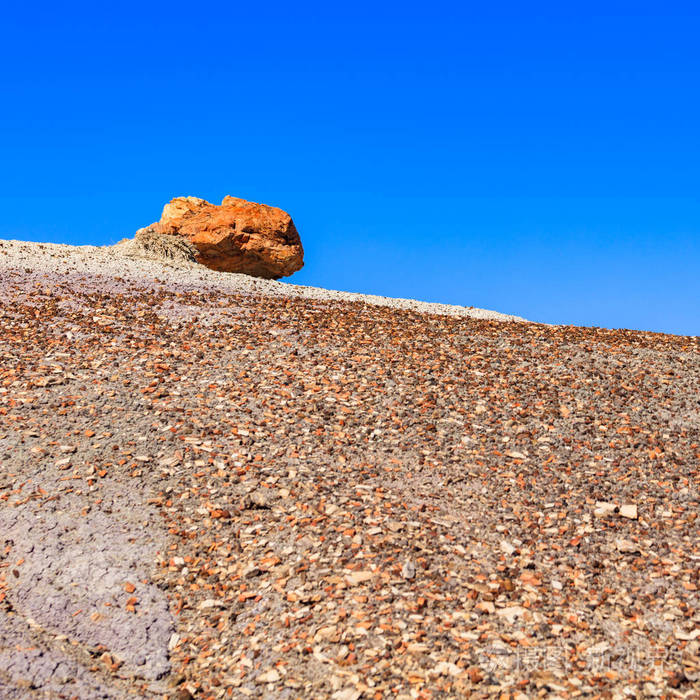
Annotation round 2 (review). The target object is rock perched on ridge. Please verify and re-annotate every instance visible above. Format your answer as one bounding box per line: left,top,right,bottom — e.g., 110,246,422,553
136,196,304,279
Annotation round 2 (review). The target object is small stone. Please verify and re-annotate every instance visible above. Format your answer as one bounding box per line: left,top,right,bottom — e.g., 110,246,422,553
314,625,340,643
616,538,639,554
173,689,194,700
500,539,516,556
209,508,231,519
585,641,610,656
594,501,617,517
167,674,186,688
496,605,527,624
432,661,462,676
468,667,483,683
619,504,638,519
406,643,430,655
243,565,262,579
345,571,373,586
256,668,281,683
401,561,416,580
674,628,700,641
331,689,361,700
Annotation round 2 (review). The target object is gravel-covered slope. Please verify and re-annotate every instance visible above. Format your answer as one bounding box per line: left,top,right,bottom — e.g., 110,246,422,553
1,240,699,699
0,239,527,322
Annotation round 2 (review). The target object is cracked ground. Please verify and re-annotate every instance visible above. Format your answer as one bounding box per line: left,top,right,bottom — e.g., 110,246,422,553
1,252,699,699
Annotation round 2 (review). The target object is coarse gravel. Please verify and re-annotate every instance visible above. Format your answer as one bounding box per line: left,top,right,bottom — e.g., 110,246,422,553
1,239,699,699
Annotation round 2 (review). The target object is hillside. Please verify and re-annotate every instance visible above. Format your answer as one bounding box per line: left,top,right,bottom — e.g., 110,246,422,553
1,240,699,699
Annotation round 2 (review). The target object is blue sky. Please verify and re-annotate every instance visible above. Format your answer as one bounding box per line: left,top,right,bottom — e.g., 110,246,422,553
2,2,698,335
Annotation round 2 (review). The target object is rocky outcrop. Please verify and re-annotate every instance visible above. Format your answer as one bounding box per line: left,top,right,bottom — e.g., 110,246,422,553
117,229,199,265
135,196,304,279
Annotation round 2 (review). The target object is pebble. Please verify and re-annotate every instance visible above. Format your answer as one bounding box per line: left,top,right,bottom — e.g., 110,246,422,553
619,503,638,519
401,561,416,580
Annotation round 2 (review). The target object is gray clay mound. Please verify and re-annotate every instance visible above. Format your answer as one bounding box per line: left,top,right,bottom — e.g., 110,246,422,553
115,230,199,266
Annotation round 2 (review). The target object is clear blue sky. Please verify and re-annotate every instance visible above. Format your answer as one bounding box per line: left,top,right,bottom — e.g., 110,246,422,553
2,2,698,335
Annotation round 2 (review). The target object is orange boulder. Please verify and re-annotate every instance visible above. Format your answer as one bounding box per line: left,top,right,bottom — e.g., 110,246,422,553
136,196,304,279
